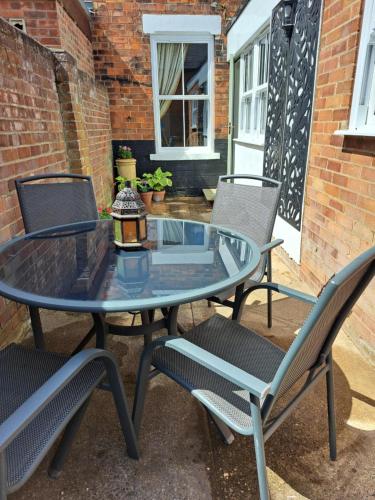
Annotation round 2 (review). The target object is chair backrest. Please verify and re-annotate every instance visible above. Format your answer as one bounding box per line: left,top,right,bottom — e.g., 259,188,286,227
16,173,99,233
211,175,282,280
271,245,375,400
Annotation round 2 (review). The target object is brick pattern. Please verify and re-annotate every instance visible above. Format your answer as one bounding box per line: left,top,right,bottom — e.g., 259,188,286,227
92,0,244,141
0,18,113,344
300,0,375,358
56,0,95,77
55,52,113,205
1,0,94,76
0,19,68,342
0,0,61,48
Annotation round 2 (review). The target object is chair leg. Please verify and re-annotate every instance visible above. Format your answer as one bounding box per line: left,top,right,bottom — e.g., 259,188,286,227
132,346,155,436
326,351,337,460
232,283,245,321
104,361,139,459
48,399,91,479
250,395,269,500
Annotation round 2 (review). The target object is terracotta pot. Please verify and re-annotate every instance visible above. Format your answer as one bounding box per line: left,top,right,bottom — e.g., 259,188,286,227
140,191,153,210
152,190,166,202
116,158,136,179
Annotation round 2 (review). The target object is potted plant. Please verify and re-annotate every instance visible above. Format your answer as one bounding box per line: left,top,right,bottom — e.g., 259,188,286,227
115,176,137,191
116,146,136,179
136,177,153,210
145,167,173,202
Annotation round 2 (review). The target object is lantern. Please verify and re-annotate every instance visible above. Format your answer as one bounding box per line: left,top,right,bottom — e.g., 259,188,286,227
111,181,148,248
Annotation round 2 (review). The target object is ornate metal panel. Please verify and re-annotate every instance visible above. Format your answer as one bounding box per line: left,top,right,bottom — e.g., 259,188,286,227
263,3,290,182
263,0,322,231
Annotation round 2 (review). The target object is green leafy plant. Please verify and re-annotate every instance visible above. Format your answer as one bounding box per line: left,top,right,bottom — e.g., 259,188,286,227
144,167,173,192
98,207,112,219
135,178,152,193
117,145,133,159
115,176,137,191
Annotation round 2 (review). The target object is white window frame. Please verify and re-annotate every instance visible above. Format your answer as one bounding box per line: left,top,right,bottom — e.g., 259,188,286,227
336,0,375,137
238,29,270,145
149,33,219,161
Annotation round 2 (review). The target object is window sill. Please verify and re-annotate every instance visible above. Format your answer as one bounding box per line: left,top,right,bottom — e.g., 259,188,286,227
334,129,375,138
150,152,221,161
233,138,265,147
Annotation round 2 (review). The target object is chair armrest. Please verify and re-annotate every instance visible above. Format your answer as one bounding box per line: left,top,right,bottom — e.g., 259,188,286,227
243,282,317,304
0,348,117,451
260,239,284,254
163,337,271,399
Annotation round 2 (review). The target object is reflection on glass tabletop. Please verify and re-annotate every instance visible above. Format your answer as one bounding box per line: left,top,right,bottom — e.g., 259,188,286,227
0,219,260,313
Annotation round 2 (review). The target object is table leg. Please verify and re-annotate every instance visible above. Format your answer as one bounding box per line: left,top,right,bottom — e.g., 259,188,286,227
141,310,152,346
166,306,179,336
92,313,108,349
29,306,45,350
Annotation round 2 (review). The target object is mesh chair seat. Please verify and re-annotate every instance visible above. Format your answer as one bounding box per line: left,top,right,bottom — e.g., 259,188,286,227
0,344,105,491
152,314,285,434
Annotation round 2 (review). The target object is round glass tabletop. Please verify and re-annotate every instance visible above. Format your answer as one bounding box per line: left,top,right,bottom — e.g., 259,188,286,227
0,218,260,313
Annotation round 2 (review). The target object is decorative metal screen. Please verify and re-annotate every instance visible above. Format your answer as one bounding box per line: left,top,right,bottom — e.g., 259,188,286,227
263,0,322,230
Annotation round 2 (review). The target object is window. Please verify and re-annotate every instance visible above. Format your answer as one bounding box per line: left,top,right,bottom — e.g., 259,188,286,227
150,34,218,159
239,31,269,143
344,0,375,134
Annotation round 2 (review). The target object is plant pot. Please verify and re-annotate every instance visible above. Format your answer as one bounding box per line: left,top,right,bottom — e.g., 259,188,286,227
140,191,153,210
116,158,136,179
152,190,166,202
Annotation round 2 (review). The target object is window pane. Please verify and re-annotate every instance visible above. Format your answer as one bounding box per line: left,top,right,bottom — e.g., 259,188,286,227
244,96,252,133
157,43,183,96
258,34,269,85
184,44,208,95
160,100,184,147
244,50,253,92
259,89,267,134
184,100,208,146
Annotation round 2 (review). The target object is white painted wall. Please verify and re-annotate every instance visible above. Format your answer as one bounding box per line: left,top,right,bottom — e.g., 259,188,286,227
227,0,303,263
232,141,264,177
227,0,279,59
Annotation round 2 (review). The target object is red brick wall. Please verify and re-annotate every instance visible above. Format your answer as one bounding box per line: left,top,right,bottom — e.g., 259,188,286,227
0,19,68,345
92,0,243,141
301,0,375,359
0,0,61,48
0,17,113,345
1,0,94,76
56,0,95,77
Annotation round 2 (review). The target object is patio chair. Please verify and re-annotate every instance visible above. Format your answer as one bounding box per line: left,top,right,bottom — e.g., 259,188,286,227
132,245,375,500
0,344,138,500
15,173,139,351
208,175,283,327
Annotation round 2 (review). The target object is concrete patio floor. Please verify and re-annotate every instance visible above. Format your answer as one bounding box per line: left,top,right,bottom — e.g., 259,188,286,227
10,197,375,500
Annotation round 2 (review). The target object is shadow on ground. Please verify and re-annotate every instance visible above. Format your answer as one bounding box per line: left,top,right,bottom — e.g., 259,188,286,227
9,197,375,500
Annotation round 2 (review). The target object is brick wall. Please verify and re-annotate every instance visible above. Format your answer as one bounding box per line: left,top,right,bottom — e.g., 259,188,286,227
56,0,95,77
300,0,375,360
0,17,113,345
0,18,68,345
1,0,94,76
92,0,244,141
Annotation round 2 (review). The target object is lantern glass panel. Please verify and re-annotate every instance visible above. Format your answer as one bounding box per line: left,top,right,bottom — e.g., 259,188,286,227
123,220,138,243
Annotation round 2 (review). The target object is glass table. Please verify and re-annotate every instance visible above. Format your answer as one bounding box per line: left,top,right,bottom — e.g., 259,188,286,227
0,218,260,348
